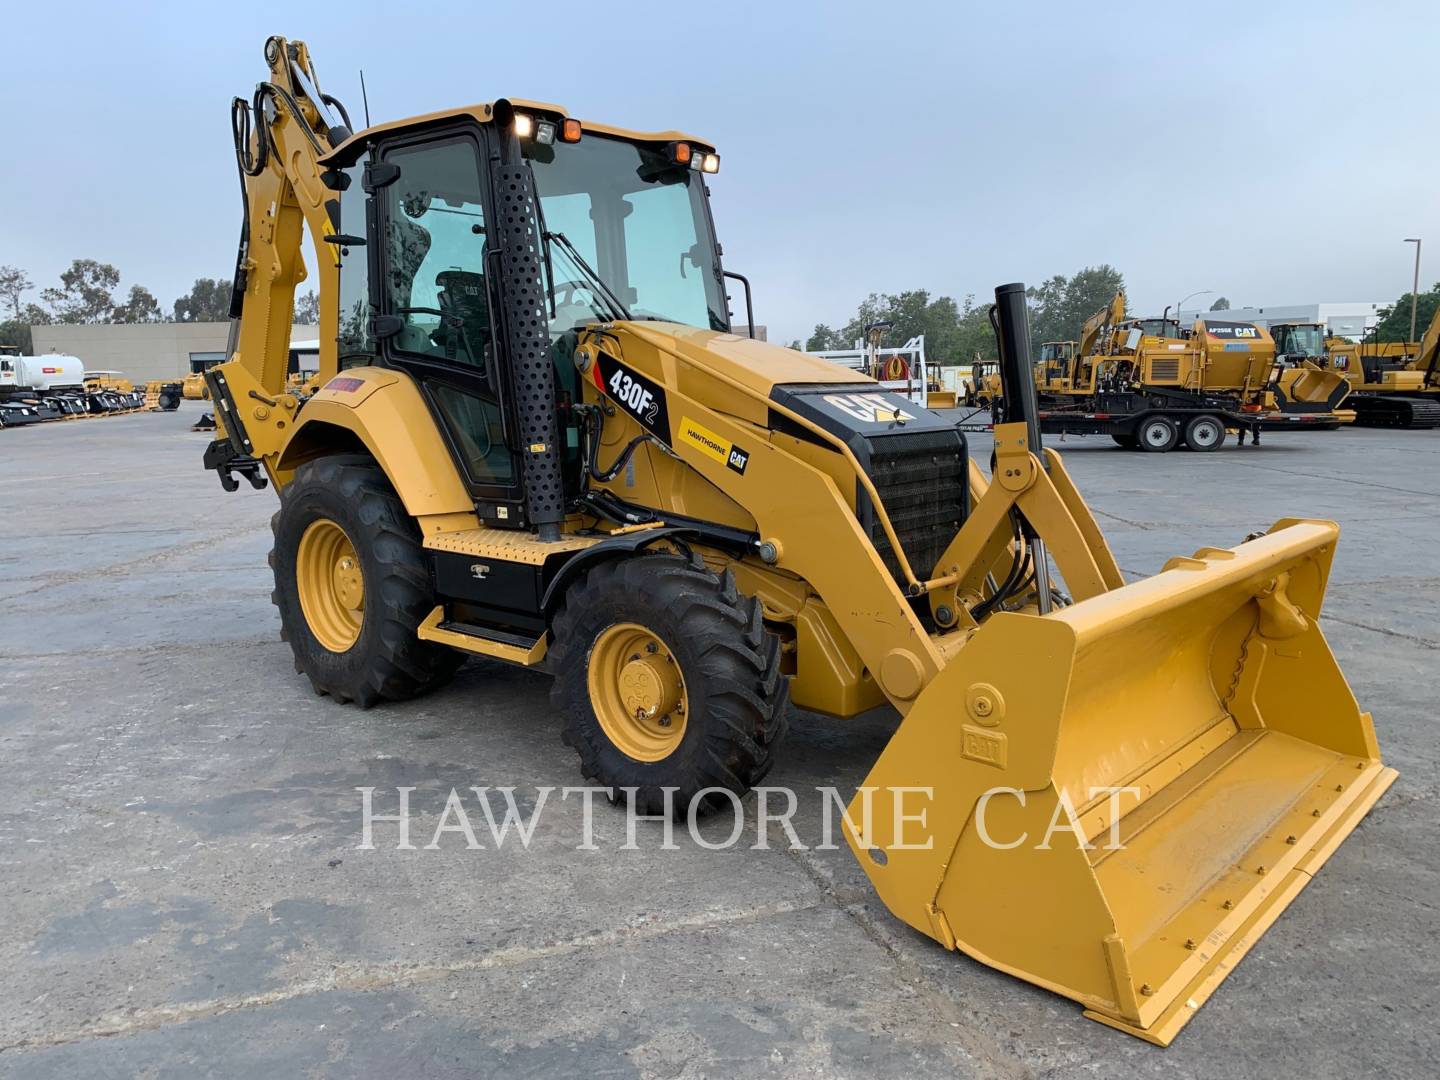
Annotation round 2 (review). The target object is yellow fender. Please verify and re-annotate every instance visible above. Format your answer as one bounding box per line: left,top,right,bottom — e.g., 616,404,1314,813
276,367,473,519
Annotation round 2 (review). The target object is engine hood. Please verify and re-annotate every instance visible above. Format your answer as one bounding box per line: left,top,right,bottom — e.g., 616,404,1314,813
619,321,871,397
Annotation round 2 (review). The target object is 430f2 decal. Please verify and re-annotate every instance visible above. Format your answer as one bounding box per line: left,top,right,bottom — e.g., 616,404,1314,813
594,351,670,438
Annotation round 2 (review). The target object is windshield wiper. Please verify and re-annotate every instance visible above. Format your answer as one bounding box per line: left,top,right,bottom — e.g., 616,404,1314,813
545,230,632,323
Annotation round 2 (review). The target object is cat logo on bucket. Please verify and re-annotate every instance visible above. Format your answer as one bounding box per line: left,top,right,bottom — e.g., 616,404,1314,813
680,416,749,475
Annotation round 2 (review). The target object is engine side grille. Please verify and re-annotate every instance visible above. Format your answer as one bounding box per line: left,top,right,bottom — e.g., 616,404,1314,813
1149,358,1181,382
862,429,968,585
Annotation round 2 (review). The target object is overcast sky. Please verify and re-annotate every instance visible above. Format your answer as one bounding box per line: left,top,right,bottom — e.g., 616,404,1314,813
4,0,1437,345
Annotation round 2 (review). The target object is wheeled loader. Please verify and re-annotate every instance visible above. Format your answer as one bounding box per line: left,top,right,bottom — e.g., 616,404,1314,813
204,37,1397,1046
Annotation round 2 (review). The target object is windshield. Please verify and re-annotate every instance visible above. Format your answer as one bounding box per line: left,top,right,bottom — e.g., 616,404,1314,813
527,134,728,333
1274,325,1325,356
1134,318,1181,338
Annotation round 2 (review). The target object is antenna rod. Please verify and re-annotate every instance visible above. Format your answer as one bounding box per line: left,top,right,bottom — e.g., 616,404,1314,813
359,69,371,127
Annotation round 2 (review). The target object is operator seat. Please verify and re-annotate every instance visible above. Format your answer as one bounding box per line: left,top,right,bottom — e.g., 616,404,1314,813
434,270,491,372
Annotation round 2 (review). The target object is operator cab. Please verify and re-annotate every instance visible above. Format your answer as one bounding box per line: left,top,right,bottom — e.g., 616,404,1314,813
1271,322,1327,363
320,101,732,528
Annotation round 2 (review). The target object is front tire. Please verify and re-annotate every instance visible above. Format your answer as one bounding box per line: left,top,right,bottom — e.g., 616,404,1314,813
549,551,789,816
270,457,464,707
1111,432,1138,449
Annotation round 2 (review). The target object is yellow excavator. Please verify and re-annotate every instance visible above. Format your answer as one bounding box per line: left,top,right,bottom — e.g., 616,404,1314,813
1319,311,1440,428
205,37,1396,1046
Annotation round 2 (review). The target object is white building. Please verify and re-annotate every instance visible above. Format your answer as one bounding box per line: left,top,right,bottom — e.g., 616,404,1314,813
1174,301,1386,340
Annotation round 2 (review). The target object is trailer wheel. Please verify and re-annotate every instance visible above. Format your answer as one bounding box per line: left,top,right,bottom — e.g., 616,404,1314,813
1138,416,1179,453
550,550,789,817
1111,432,1138,449
1183,415,1225,452
271,457,465,707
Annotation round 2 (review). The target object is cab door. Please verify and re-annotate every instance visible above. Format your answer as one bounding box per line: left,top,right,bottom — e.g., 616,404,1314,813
369,125,526,523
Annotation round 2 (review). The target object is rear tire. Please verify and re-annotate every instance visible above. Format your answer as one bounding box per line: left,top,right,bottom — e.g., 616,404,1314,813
549,551,789,816
1183,414,1225,452
1111,432,1138,448
1137,416,1179,453
270,457,464,707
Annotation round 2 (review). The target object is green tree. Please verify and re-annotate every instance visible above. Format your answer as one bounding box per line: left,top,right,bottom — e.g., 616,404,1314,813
173,278,234,322
1373,282,1440,342
1026,265,1126,353
40,259,121,323
1209,296,1231,311
0,321,33,353
0,265,34,320
112,285,164,323
952,294,997,362
294,289,320,324
805,323,844,351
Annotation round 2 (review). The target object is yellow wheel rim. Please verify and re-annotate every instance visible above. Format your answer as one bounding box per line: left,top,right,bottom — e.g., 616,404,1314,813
588,622,688,762
296,518,365,653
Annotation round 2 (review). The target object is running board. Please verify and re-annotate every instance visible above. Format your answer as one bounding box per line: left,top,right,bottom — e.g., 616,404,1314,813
417,606,548,666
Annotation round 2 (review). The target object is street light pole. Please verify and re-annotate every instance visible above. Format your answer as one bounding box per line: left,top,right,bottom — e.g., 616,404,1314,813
1404,238,1422,344
1175,290,1215,324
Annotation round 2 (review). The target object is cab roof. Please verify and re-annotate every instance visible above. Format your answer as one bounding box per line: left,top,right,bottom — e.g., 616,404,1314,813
321,98,714,169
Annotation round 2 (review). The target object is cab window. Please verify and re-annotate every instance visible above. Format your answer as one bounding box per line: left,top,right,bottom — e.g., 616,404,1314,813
382,137,492,373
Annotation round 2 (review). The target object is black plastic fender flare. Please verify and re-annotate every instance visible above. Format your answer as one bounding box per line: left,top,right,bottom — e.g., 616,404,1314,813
540,526,696,613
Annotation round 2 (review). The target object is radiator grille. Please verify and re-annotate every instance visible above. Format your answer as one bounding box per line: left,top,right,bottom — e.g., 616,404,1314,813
1149,358,1181,382
863,430,968,585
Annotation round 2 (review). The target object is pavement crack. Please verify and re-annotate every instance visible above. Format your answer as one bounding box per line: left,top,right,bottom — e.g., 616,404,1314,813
3,524,271,601
772,829,1035,1079
1089,508,1157,531
1222,459,1440,500
0,639,279,663
0,898,826,1055
1320,614,1440,651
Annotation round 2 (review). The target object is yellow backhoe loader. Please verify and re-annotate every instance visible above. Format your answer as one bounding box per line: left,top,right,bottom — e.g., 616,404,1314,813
1036,340,1076,392
204,37,1396,1046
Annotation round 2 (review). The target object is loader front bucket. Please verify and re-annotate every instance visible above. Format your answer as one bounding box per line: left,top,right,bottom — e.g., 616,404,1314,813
846,519,1395,1045
1275,365,1351,411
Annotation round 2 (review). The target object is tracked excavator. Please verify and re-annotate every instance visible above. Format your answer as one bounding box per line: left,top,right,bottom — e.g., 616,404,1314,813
205,37,1396,1045
1320,311,1440,429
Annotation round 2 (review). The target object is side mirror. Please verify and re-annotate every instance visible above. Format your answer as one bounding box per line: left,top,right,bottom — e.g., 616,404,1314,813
362,161,401,193
369,314,404,340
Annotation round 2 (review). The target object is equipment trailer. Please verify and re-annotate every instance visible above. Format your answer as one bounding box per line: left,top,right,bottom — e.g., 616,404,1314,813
1038,389,1340,450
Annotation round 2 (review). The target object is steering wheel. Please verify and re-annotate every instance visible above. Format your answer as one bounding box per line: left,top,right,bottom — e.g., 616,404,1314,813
550,280,598,327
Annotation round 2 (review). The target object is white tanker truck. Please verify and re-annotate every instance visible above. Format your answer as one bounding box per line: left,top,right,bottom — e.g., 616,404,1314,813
0,350,87,394
0,348,148,426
